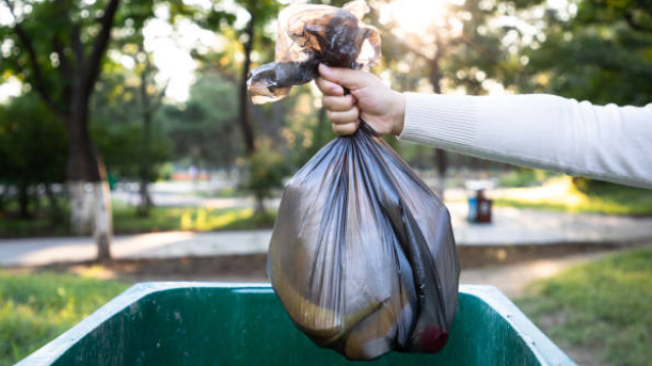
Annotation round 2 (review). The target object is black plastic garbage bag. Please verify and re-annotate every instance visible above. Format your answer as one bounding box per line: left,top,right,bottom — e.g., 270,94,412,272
248,0,460,361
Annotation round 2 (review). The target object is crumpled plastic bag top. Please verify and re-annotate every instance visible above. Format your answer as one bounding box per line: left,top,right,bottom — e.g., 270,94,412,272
247,0,381,104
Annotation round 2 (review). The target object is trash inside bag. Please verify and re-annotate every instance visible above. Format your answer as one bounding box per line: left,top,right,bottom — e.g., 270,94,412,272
247,0,380,104
249,0,460,360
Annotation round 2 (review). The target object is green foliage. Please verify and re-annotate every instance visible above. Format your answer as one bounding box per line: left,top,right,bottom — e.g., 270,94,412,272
0,93,67,220
160,74,240,169
0,271,128,366
0,94,67,186
571,176,618,193
497,169,552,188
0,0,157,113
0,197,70,238
521,0,652,105
517,248,652,366
242,141,290,200
91,121,172,181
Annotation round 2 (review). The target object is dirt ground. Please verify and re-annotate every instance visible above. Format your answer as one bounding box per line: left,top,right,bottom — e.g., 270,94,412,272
11,240,647,287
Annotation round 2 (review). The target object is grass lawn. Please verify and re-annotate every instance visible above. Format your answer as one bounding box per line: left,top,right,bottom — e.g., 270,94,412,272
112,203,276,233
0,203,277,238
0,271,129,366
494,176,652,215
517,247,652,366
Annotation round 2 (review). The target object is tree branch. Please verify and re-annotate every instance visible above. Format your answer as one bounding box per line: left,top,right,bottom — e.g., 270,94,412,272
150,79,170,114
53,36,72,82
3,0,60,113
83,0,121,94
385,32,433,61
51,0,73,81
624,11,652,33
458,35,488,55
71,25,84,70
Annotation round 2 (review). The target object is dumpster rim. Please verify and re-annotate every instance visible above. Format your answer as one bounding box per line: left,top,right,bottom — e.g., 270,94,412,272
16,283,576,366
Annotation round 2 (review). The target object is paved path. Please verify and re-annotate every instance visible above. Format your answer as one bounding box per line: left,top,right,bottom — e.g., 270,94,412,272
459,251,613,298
2,204,652,267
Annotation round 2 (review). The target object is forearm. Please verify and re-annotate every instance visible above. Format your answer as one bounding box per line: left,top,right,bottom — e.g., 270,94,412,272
398,93,652,189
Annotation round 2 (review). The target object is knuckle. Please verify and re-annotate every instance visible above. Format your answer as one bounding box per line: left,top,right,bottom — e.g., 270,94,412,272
347,107,359,120
347,95,356,108
351,105,360,115
316,78,330,93
328,111,345,124
321,97,333,109
329,97,350,112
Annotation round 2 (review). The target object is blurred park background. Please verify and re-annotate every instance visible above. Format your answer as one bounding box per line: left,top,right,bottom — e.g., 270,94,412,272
1,0,651,365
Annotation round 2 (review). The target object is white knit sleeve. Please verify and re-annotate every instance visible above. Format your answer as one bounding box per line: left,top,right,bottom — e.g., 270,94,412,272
398,92,652,189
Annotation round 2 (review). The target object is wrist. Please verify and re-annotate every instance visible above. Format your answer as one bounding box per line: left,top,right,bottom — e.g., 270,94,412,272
391,92,405,136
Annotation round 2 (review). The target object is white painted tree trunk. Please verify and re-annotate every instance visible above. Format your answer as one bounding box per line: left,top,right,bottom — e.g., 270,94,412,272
68,181,112,261
93,181,112,261
69,182,94,235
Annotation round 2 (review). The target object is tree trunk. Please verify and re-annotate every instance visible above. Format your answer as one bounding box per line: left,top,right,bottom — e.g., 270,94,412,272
239,13,256,156
67,89,112,261
254,192,266,216
239,12,264,211
137,57,153,217
68,182,93,235
430,33,448,199
94,156,112,262
137,180,152,216
67,90,100,235
44,183,64,224
435,148,448,198
8,0,120,261
18,183,30,219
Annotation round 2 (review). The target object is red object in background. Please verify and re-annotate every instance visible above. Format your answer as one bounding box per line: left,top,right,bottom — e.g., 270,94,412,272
468,189,492,223
476,190,492,223
171,172,209,181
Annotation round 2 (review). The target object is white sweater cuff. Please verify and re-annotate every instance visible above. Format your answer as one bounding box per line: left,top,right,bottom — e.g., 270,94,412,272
398,93,478,151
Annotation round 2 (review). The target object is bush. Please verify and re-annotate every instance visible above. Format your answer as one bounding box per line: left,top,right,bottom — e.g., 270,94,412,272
242,140,290,203
497,169,552,188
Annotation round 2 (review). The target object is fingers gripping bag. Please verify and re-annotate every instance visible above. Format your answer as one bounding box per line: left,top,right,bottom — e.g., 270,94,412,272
247,0,460,361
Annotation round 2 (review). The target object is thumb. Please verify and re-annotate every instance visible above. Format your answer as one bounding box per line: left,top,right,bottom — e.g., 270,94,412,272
318,64,370,90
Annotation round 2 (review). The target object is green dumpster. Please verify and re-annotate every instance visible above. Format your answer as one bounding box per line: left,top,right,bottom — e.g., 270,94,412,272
18,283,576,366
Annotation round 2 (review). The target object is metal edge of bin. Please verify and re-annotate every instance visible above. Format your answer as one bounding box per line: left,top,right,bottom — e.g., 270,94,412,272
460,285,577,366
15,282,269,366
16,283,576,366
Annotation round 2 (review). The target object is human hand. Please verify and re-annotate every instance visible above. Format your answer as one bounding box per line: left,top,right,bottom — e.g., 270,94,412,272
316,64,405,136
